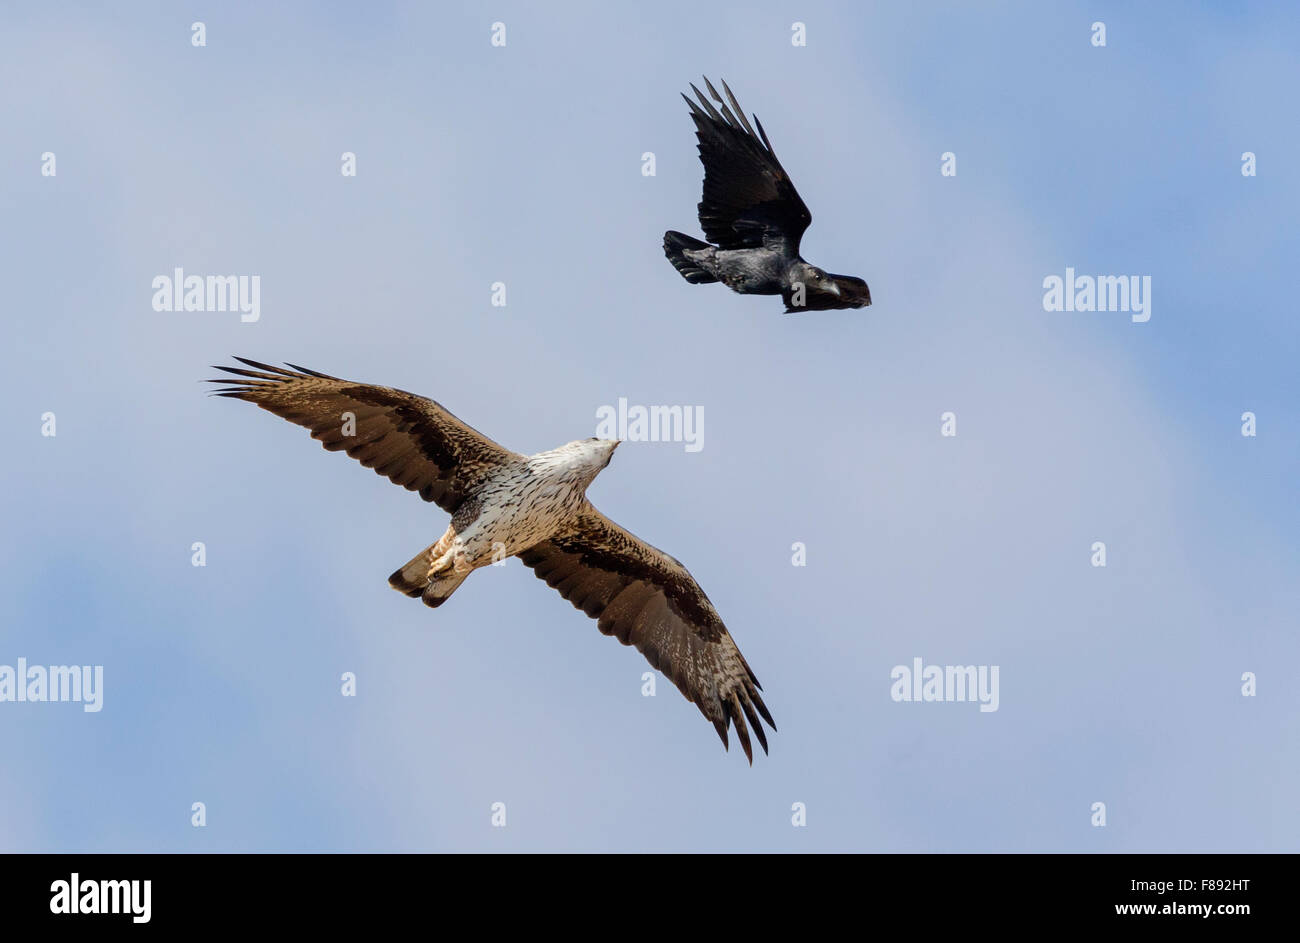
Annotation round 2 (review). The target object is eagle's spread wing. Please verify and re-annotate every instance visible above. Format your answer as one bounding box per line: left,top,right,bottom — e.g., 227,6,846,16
209,359,520,513
518,503,775,762
684,77,811,252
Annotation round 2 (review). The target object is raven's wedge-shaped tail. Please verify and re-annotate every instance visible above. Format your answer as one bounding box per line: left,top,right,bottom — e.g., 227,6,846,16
663,231,718,284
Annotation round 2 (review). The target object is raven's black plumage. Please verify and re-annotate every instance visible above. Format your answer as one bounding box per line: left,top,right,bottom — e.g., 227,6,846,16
664,77,872,313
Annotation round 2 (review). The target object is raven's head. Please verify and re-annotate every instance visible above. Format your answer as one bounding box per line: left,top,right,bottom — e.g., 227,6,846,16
783,263,872,312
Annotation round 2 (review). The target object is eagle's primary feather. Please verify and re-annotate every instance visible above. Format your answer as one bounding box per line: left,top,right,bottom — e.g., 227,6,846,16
210,358,519,513
519,505,773,761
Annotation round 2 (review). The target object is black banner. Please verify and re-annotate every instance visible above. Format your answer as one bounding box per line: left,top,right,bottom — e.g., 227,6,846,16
0,853,1278,929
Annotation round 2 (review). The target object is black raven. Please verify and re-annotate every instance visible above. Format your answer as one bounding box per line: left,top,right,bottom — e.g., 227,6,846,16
664,78,871,313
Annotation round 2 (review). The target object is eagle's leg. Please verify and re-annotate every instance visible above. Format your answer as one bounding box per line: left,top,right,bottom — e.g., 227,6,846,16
387,526,473,607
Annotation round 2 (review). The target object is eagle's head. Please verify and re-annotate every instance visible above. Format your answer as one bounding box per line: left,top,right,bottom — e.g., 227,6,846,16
549,437,620,484
784,263,872,312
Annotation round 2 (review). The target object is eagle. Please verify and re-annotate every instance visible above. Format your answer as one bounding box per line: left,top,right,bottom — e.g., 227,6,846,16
664,77,872,313
209,359,775,762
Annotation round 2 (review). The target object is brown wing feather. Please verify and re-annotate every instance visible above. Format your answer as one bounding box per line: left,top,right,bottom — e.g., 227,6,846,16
208,359,520,513
517,503,775,762
685,77,812,252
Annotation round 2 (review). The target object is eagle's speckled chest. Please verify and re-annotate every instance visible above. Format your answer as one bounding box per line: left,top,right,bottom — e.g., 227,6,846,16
451,458,590,563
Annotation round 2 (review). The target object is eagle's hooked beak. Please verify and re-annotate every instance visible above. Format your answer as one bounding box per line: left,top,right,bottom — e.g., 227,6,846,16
602,439,620,467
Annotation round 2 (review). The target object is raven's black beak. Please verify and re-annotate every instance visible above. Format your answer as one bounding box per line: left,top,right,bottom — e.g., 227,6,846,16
832,274,872,308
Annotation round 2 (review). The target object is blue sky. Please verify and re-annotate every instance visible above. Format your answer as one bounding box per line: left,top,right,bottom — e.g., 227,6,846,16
1,1,1296,851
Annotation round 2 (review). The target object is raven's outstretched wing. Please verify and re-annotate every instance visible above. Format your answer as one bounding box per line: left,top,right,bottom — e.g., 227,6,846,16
209,359,520,513
684,77,812,252
519,503,775,762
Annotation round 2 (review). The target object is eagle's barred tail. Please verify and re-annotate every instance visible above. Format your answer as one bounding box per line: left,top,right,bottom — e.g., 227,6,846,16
663,231,718,284
388,543,469,608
